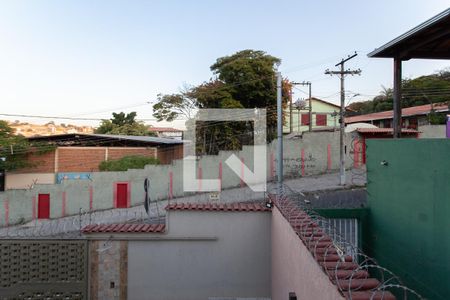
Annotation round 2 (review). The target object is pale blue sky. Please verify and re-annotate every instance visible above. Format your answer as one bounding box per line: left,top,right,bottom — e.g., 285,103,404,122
0,0,449,128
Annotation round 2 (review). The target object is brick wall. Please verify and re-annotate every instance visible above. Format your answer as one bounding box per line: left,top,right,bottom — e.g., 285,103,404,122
16,147,158,173
58,148,106,172
108,148,155,161
157,144,184,164
19,151,55,173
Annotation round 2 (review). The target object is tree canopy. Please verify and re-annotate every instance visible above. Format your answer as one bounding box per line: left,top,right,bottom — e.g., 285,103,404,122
95,112,156,136
0,121,30,171
348,68,450,114
152,49,290,155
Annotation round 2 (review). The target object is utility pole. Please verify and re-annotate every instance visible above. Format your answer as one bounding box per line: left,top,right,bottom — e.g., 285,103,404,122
292,81,312,132
276,72,283,196
289,85,293,133
325,52,361,185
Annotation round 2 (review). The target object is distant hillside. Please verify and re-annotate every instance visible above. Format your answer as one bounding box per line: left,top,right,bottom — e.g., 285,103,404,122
7,121,94,137
348,68,450,115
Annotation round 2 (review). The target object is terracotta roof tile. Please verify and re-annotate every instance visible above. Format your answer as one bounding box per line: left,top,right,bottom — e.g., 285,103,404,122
356,128,419,134
345,102,449,123
82,223,165,234
269,194,406,299
165,202,271,212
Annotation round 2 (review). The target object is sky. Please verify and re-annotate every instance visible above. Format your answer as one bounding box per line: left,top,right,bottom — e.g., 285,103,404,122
0,0,449,129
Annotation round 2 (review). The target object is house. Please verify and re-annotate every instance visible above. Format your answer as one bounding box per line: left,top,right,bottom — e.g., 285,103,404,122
148,126,183,140
284,97,341,133
5,133,183,190
345,102,449,129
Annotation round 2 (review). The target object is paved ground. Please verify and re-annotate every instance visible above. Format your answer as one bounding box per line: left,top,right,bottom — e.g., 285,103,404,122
0,169,366,238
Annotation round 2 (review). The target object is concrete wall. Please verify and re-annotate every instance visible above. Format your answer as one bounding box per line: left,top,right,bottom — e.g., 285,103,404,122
271,206,344,300
419,124,446,138
0,132,356,226
126,210,271,300
366,139,450,300
5,173,55,190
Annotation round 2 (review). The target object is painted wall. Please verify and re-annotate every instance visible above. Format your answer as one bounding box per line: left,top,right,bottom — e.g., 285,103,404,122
366,139,450,300
0,132,356,226
5,173,55,190
127,210,271,300
284,98,340,133
271,206,344,300
418,124,446,138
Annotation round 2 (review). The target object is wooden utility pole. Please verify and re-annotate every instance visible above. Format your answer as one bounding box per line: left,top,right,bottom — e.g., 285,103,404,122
325,52,361,185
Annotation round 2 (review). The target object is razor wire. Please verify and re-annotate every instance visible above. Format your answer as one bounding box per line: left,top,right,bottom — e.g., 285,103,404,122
0,200,165,239
267,182,423,300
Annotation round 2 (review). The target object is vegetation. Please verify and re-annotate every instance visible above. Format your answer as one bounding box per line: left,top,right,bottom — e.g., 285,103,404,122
95,112,157,136
348,68,450,115
0,120,31,171
153,49,291,155
99,155,160,171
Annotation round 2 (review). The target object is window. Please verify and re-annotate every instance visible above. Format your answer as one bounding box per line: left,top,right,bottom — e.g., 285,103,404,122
301,113,310,125
316,114,327,126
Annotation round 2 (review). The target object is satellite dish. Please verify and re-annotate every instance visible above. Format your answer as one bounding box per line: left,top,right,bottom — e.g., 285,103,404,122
294,99,307,109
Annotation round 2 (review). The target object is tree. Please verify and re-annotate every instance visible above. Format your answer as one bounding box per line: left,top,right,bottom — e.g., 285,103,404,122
95,112,156,136
348,68,450,115
0,121,30,171
153,49,289,154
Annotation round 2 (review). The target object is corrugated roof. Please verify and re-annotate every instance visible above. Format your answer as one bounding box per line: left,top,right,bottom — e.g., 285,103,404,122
356,128,419,134
82,223,165,234
28,133,184,145
345,103,449,124
165,202,271,212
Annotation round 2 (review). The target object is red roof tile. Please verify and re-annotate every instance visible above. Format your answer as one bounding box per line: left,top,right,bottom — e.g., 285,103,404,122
82,223,165,234
345,102,449,123
268,194,408,299
165,202,271,212
356,128,419,134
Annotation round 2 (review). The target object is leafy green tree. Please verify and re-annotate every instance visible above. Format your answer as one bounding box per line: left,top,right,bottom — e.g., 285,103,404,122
0,120,31,171
95,112,156,136
348,68,450,114
153,49,289,154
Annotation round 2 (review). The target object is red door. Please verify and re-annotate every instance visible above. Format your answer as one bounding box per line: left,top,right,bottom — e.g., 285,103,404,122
38,194,50,219
116,183,128,208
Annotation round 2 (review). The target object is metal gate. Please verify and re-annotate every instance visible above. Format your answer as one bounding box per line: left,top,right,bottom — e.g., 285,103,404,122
0,240,88,300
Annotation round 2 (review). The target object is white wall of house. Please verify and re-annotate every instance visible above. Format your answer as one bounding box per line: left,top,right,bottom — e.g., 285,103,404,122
419,124,446,138
126,210,271,300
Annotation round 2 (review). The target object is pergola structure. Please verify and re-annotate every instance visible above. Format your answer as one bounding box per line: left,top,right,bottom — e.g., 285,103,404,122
368,8,450,137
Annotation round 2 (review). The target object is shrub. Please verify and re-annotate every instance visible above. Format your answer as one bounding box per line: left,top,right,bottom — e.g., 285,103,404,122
99,155,159,171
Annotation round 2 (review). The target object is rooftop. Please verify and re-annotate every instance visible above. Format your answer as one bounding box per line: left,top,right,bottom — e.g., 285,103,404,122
165,202,271,212
82,223,165,234
345,102,449,124
368,8,450,59
27,133,184,146
356,128,419,134
148,127,184,132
